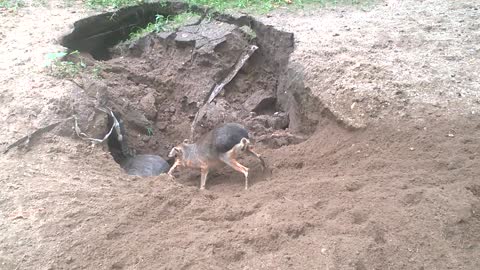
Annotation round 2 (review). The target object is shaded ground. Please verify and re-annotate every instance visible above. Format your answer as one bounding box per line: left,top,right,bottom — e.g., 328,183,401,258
1,0,480,269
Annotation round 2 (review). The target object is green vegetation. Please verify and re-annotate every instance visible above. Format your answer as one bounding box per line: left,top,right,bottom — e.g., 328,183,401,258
0,0,25,10
1,0,376,13
44,51,86,79
128,14,167,41
83,0,375,13
146,127,154,136
168,12,199,29
84,0,142,9
239,25,256,41
190,0,376,13
92,63,105,78
298,0,377,8
128,12,199,41
185,0,286,13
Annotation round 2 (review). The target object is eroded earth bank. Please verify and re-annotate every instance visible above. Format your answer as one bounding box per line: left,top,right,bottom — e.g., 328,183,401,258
0,0,479,269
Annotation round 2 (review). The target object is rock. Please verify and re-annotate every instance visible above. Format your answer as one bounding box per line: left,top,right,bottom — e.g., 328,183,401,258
243,90,276,113
256,131,305,149
244,112,288,131
205,99,229,124
139,92,157,120
174,31,198,47
177,22,237,53
126,35,155,57
124,109,151,132
83,80,108,102
248,115,269,127
270,112,289,130
66,256,74,264
156,121,168,131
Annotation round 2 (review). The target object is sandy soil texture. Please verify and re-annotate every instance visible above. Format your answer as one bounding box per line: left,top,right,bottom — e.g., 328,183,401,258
1,0,479,269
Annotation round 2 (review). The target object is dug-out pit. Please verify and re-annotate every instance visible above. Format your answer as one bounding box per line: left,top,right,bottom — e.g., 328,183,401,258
60,1,326,172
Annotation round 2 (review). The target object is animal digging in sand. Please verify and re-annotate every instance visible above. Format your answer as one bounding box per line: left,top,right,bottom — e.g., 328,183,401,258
167,123,267,190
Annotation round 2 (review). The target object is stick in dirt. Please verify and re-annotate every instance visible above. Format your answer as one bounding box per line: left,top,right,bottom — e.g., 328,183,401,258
3,107,122,154
3,117,73,154
190,45,258,141
73,107,122,144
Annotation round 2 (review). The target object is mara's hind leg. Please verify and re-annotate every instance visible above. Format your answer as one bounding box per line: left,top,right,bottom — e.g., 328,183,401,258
200,167,209,190
219,151,250,190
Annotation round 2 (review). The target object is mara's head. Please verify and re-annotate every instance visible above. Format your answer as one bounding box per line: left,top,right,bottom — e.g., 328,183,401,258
168,139,190,159
239,137,250,151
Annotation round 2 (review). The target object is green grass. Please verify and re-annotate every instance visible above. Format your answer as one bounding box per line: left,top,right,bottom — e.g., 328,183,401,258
2,0,376,12
84,0,142,9
92,63,105,78
239,25,256,41
167,11,199,29
128,12,199,41
83,0,375,13
0,0,25,10
187,0,376,13
297,0,376,7
128,14,167,40
185,0,285,13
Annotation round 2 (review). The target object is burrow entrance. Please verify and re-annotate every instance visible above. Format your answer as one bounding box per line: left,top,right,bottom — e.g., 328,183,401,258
61,1,328,169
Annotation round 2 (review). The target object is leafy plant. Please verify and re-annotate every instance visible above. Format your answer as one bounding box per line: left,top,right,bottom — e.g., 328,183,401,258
92,63,105,78
83,0,376,13
184,0,285,13
44,52,68,66
44,51,86,79
158,0,168,8
165,12,198,30
128,14,167,41
84,0,142,9
128,12,199,42
239,25,256,42
146,127,154,136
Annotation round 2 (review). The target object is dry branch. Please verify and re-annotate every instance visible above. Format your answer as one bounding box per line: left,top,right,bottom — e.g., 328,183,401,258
3,107,123,154
3,117,73,154
207,45,258,103
73,107,122,144
190,45,258,140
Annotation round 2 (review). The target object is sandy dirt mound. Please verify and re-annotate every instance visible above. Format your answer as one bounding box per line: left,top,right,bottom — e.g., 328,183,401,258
264,0,480,128
1,0,480,269
54,2,299,163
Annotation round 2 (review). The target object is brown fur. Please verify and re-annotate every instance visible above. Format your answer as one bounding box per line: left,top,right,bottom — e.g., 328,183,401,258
167,125,266,190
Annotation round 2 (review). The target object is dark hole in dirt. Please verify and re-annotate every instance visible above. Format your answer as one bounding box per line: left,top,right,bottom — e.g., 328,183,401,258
106,111,138,164
61,2,208,60
62,1,326,174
